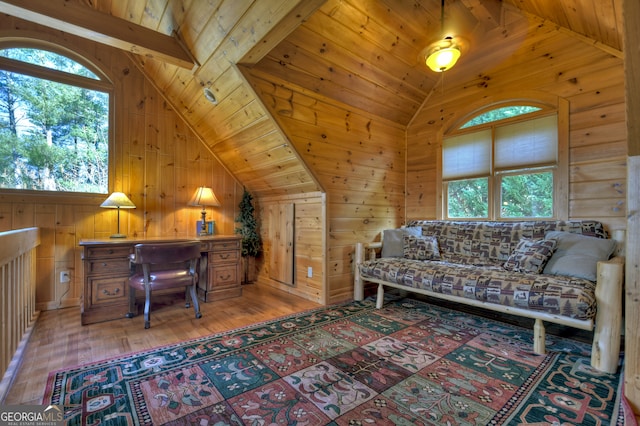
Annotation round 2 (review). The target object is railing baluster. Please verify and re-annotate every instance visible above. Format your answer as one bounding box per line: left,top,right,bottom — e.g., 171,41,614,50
0,228,40,403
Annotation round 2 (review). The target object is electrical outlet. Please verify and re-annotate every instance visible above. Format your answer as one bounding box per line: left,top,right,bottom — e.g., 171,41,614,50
60,271,70,283
307,267,313,278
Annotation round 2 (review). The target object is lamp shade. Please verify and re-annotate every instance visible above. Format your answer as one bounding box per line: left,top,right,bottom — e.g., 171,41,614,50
188,187,221,207
100,192,135,238
426,37,461,72
100,192,136,209
189,187,220,236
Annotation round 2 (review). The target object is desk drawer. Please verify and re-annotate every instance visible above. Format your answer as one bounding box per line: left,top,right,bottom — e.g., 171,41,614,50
87,258,130,275
210,264,239,287
210,250,239,264
85,246,132,259
202,240,241,252
89,276,128,305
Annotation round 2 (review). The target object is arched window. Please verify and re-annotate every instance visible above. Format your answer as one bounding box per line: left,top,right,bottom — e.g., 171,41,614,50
442,103,566,220
0,44,111,194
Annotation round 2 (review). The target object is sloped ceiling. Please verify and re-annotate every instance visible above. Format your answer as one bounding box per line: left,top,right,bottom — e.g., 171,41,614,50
0,0,624,198
247,0,622,126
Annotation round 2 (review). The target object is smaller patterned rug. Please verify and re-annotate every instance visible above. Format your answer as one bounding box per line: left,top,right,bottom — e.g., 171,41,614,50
43,296,626,425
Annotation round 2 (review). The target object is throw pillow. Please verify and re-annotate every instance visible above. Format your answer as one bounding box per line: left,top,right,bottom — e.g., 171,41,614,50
542,231,617,281
381,227,422,258
503,238,557,274
403,234,440,260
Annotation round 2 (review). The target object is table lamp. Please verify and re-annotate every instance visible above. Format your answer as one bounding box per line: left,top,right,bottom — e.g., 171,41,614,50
188,187,221,235
100,192,136,238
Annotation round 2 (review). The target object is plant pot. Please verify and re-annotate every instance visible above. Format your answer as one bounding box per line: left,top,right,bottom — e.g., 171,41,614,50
241,256,257,284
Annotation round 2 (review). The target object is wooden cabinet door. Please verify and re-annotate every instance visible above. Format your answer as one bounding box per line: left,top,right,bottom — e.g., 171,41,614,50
269,203,294,285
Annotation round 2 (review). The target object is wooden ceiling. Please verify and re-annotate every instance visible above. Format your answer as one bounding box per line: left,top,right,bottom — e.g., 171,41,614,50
251,0,623,124
0,0,624,198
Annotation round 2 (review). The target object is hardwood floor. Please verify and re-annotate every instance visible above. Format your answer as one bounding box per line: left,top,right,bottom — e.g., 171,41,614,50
3,284,321,406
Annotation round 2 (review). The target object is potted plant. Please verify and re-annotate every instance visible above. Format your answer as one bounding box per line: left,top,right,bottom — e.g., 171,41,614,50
235,188,262,283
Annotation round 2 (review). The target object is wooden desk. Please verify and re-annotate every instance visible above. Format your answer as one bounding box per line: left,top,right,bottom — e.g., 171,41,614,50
79,235,242,325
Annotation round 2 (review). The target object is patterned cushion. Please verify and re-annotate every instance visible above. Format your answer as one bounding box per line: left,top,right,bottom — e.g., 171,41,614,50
406,220,608,265
403,235,440,260
503,238,557,274
361,220,610,322
359,257,596,320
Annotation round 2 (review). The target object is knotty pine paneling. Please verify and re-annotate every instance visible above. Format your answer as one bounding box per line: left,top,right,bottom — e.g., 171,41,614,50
406,14,626,235
3,0,630,318
0,15,244,311
571,142,627,164
258,193,326,304
570,159,627,185
246,71,406,304
129,1,323,200
571,102,626,130
502,0,623,52
406,168,438,220
622,0,640,415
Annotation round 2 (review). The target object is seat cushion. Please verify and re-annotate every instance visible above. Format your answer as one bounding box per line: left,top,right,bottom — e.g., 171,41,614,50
129,270,197,291
359,258,596,320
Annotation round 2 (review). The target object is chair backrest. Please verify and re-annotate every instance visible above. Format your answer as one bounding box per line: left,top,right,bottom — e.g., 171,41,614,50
131,241,202,266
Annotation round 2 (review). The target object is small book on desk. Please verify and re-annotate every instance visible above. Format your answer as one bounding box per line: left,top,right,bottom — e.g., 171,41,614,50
196,220,214,235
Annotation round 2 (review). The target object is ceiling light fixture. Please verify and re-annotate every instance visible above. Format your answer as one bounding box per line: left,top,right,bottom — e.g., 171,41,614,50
425,0,461,73
426,36,461,72
203,87,218,105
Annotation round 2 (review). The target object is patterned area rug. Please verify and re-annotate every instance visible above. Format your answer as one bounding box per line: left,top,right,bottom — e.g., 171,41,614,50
43,296,626,425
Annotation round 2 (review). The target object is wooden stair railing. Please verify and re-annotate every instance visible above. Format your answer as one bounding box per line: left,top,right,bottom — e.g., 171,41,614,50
0,227,40,403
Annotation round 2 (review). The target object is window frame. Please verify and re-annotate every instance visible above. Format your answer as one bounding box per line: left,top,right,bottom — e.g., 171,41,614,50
0,39,114,196
440,99,568,221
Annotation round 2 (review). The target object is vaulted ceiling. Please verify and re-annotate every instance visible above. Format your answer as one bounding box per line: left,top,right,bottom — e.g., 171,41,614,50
0,0,624,198
250,0,623,124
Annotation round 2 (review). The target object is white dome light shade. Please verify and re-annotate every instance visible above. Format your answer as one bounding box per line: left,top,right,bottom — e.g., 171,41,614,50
426,37,461,72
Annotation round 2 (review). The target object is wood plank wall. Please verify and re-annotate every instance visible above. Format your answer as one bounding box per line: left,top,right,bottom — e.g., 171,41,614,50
257,192,326,303
0,16,244,311
245,70,406,304
406,14,627,233
0,7,631,327
623,0,640,415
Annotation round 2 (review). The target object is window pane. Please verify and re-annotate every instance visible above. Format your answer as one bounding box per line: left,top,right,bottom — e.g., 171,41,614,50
500,172,553,218
0,70,109,193
461,105,541,129
443,129,491,180
447,178,488,218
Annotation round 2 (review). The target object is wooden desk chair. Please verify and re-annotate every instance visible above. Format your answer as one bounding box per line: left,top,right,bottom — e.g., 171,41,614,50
126,241,203,329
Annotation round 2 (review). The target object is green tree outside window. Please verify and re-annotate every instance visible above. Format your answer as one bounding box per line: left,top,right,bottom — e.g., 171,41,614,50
0,47,109,193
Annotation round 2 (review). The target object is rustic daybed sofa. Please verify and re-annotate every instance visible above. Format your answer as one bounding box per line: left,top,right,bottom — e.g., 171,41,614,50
354,220,624,373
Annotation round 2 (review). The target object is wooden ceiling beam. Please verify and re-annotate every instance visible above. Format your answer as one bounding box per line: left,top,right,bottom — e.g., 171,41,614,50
0,0,197,70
